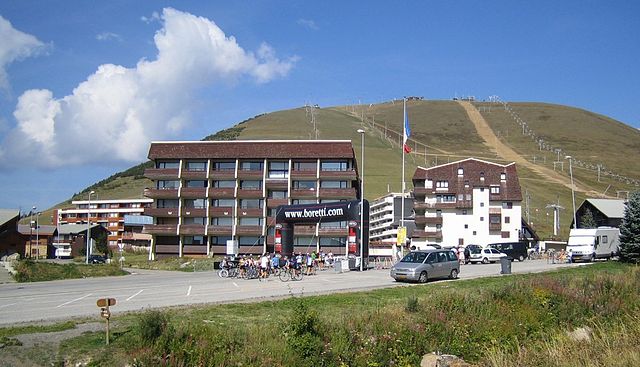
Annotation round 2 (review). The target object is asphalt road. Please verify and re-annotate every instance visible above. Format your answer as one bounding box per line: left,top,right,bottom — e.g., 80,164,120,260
0,260,585,326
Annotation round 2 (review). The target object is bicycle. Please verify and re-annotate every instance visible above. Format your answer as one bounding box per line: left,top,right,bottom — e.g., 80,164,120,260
217,266,238,278
279,267,303,282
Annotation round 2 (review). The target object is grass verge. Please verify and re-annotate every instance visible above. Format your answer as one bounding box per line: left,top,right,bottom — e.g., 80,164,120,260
13,260,128,282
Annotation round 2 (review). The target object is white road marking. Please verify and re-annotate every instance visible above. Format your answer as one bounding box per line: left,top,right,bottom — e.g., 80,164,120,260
0,303,17,309
232,282,239,288
187,285,192,296
126,289,144,301
56,293,93,308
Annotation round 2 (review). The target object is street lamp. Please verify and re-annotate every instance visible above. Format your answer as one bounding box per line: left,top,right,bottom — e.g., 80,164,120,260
357,129,365,271
565,156,577,229
86,190,95,264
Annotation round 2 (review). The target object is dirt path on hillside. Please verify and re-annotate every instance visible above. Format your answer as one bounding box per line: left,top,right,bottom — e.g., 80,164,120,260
457,101,599,195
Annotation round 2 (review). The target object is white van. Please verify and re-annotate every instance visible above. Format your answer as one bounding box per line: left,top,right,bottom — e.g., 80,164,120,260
567,227,620,262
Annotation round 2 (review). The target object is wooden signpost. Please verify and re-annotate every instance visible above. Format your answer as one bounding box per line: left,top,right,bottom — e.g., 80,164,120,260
97,298,116,345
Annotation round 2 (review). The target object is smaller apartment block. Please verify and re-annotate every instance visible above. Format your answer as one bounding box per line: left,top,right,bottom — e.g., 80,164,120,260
55,199,153,247
142,140,360,258
412,158,522,247
369,193,414,256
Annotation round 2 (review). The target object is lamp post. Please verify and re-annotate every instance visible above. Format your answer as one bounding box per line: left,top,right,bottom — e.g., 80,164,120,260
86,190,95,264
565,156,577,229
29,206,36,259
357,129,365,271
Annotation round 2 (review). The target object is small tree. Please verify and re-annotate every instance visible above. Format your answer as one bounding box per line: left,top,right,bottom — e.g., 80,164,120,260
580,208,597,228
619,192,640,263
95,231,109,257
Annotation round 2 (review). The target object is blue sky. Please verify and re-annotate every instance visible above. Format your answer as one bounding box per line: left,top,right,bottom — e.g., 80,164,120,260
0,1,638,212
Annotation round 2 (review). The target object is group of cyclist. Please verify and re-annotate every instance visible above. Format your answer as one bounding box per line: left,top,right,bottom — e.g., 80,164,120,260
219,251,334,280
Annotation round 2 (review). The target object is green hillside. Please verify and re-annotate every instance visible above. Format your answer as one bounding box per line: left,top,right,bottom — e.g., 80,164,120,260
41,100,640,239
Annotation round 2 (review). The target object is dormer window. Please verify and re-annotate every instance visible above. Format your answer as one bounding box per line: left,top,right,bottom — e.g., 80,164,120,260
436,180,449,188
480,172,485,182
457,168,464,176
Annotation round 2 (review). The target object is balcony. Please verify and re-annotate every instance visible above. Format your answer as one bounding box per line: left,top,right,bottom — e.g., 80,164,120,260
318,187,357,199
236,225,263,235
319,169,357,180
183,245,207,255
290,169,317,179
144,168,179,180
294,225,317,235
144,188,179,199
265,178,288,189
181,208,207,217
210,169,236,179
155,244,179,254
181,170,207,179
456,200,473,209
318,227,348,236
237,208,263,217
207,225,232,235
413,187,431,196
144,207,179,217
236,188,264,199
290,188,317,199
143,224,178,235
237,169,264,179
209,187,235,198
179,224,206,235
411,230,442,239
181,187,207,199
414,216,443,225
489,223,502,231
267,198,289,208
209,207,234,217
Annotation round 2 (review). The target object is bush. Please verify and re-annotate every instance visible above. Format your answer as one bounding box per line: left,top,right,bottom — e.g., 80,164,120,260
136,310,170,346
405,295,419,313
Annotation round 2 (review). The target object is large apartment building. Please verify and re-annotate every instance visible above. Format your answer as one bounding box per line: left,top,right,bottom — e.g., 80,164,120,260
412,158,522,247
55,199,153,247
142,140,360,258
368,192,414,257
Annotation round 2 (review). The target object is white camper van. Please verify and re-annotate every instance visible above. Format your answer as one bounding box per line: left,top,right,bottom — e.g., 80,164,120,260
567,227,620,262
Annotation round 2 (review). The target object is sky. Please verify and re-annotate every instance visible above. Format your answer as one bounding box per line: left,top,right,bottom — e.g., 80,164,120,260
0,1,638,212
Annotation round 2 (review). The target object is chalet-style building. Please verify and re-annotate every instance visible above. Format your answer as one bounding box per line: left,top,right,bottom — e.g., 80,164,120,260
573,198,626,228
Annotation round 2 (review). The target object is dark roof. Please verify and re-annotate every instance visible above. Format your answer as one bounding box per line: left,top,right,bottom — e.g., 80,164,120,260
413,158,522,201
17,224,57,236
148,140,356,160
0,209,19,227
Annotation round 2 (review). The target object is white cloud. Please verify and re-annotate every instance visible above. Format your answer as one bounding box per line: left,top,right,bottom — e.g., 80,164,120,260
141,11,161,24
0,15,47,94
297,18,318,30
96,32,122,42
0,7,297,168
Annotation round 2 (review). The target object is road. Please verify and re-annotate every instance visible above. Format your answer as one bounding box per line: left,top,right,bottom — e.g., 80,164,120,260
0,260,584,326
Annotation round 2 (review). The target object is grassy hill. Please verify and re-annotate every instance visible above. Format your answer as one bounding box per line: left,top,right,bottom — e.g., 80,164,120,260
39,100,640,239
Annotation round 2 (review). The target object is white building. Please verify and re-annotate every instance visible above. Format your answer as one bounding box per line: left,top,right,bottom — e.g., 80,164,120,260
411,158,523,248
369,192,414,257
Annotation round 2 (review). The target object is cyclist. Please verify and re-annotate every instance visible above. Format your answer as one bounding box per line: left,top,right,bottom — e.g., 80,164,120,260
260,253,269,280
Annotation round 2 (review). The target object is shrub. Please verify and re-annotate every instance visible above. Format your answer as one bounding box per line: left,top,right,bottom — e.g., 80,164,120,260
405,295,419,313
136,310,170,346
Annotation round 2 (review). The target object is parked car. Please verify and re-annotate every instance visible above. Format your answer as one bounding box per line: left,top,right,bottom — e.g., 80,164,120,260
390,249,460,283
464,244,483,264
487,242,529,262
88,254,106,264
468,248,507,264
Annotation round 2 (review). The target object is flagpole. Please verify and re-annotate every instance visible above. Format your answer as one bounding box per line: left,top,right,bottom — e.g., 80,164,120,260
401,97,406,230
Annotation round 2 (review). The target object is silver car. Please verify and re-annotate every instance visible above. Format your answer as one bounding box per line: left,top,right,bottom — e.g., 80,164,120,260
390,250,460,283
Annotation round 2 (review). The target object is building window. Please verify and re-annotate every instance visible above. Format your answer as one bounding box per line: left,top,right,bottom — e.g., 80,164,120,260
505,216,510,224
239,161,263,171
185,180,207,188
183,235,206,245
480,202,484,207
268,190,288,199
321,161,348,171
238,236,263,246
501,231,510,239
320,221,347,228
293,180,317,190
239,199,263,209
213,180,235,188
156,161,179,169
292,199,317,205
293,161,317,171
212,199,235,207
157,180,179,189
320,181,348,188
212,217,233,226
108,213,118,218
183,217,206,225
480,172,485,182
214,161,235,171
480,216,484,222
184,199,206,209
501,172,507,181
436,180,449,188
490,215,501,224
426,179,433,189
210,236,232,245
319,237,346,246
239,217,263,226
502,202,513,209
490,186,500,194
466,194,472,201
157,199,179,208
464,180,469,188
461,209,467,215
185,161,206,171
457,168,464,176
240,180,262,190
458,194,464,201
464,224,468,229
294,236,318,246
473,231,477,235
268,161,289,178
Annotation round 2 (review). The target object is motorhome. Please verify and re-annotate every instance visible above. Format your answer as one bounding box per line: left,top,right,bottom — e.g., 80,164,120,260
567,227,620,262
